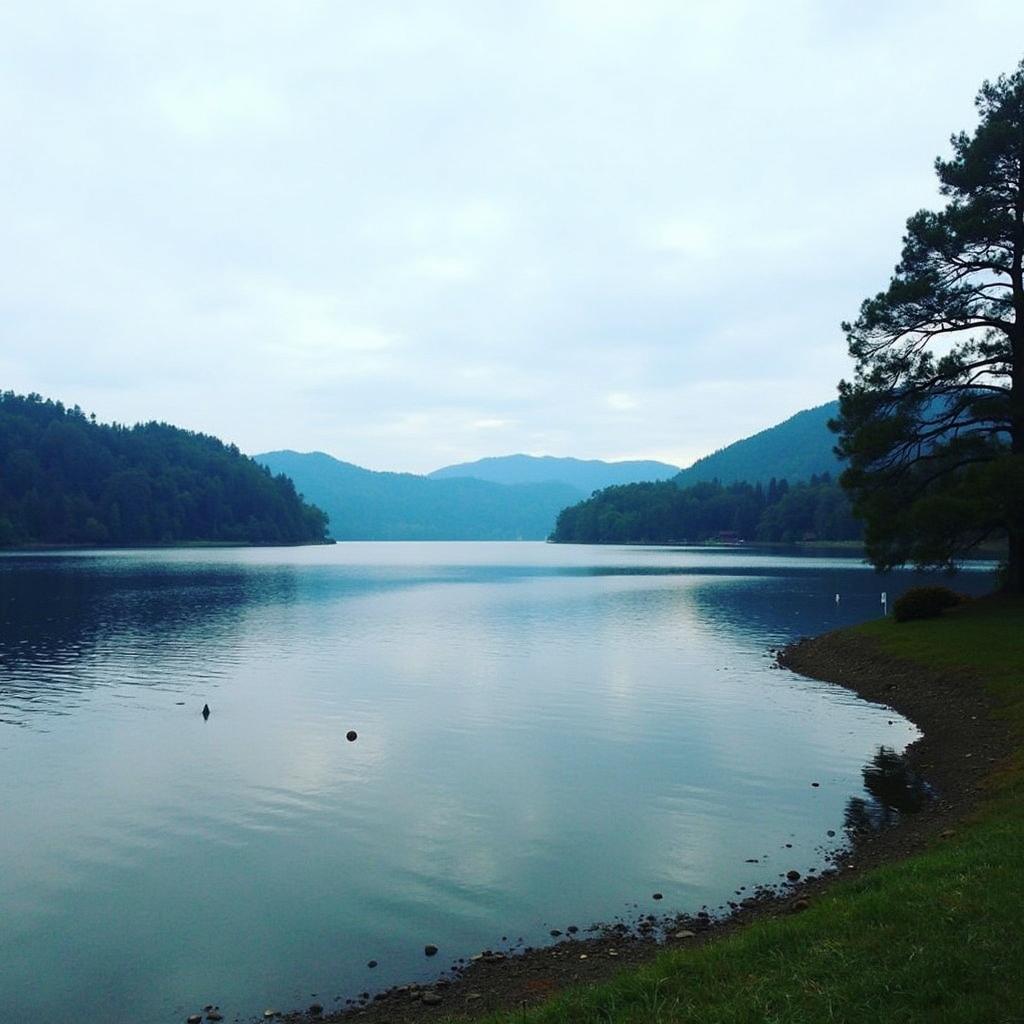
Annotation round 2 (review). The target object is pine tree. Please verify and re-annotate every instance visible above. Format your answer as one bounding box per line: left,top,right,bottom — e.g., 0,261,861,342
834,60,1024,590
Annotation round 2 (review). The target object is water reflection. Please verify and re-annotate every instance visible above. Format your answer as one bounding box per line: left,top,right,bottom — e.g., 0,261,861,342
844,747,932,833
0,544,992,1024
0,559,302,725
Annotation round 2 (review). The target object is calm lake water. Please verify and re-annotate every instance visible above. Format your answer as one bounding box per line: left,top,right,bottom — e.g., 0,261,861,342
0,543,994,1022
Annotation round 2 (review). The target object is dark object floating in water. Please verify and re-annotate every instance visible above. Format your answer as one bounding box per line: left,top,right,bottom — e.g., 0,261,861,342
424,944,439,957
175,701,185,706
652,892,663,900
202,704,210,720
367,960,377,968
346,730,358,742
811,782,820,787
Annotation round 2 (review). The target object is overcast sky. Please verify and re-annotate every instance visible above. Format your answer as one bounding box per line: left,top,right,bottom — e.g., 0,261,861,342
2,3,1023,473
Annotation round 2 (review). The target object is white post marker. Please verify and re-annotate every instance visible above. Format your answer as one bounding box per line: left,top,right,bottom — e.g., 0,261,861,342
881,591,888,615
835,593,840,605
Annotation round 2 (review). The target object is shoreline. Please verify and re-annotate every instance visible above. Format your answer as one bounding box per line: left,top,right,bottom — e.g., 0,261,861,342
266,622,1013,1024
0,539,336,553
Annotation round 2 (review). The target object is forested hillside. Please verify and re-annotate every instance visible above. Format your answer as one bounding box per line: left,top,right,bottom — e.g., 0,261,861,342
428,453,680,491
675,402,840,487
258,450,580,540
0,392,329,546
551,474,860,544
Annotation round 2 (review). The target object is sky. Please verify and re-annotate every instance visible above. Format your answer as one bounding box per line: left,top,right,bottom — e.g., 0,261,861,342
2,3,1024,474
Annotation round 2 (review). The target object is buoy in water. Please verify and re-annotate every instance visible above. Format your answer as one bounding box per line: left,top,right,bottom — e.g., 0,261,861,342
346,730,357,742
202,704,210,720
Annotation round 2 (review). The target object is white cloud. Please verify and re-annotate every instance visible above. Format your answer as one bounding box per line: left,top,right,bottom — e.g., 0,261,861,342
157,74,287,140
606,392,638,412
2,2,1024,470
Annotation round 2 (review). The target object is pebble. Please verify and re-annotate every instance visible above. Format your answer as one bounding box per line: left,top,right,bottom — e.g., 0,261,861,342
367,960,377,968
786,870,801,881
187,1016,203,1024
346,730,358,742
466,992,482,1002
424,944,439,957
309,1005,323,1016
652,892,663,900
567,925,578,934
826,830,836,837
550,929,562,937
421,991,443,1006
263,1012,278,1020
207,1014,223,1023
674,930,696,939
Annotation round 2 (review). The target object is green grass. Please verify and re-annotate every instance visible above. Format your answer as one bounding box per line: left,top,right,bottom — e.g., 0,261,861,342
859,596,1024,717
472,598,1024,1024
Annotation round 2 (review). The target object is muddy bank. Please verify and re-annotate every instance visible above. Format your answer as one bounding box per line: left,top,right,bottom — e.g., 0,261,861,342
262,628,1012,1024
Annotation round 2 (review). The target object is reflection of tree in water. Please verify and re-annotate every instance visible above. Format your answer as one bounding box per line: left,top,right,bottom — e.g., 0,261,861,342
844,746,932,833
0,560,299,723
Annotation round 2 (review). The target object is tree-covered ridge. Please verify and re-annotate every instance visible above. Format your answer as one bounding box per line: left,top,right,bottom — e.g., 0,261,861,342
0,392,329,546
258,449,581,541
674,401,840,487
550,475,860,545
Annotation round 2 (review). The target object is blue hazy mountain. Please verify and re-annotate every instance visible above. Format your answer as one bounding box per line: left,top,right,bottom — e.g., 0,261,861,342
674,401,841,487
428,454,680,493
255,450,581,541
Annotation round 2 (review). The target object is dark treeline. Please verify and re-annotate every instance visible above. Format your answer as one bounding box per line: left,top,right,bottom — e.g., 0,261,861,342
0,392,329,546
550,474,861,545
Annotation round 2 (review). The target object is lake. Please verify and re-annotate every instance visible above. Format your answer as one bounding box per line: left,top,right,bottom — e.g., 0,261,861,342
0,543,994,1022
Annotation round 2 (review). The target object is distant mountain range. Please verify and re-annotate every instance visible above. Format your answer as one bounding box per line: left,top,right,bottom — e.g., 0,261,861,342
256,451,580,541
428,454,680,492
256,401,843,541
674,401,841,487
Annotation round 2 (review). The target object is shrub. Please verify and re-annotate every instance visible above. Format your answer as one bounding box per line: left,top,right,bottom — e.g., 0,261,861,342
892,585,968,623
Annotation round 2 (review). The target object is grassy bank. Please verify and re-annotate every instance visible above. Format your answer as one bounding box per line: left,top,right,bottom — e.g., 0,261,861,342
470,598,1024,1024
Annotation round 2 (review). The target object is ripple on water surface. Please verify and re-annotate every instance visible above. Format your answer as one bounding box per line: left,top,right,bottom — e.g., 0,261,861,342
0,543,994,1023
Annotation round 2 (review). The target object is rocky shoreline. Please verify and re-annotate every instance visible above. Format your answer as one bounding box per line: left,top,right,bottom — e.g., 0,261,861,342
255,627,1012,1024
